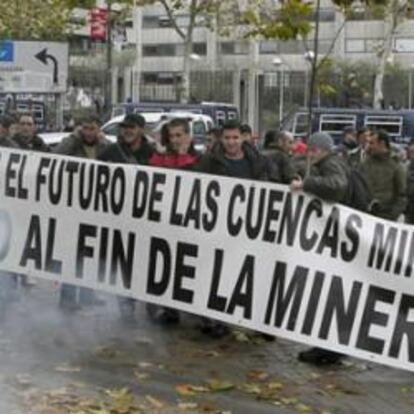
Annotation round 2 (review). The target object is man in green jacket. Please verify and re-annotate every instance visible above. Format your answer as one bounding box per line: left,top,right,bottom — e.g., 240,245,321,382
290,132,349,203
360,130,406,221
291,132,349,365
55,115,111,311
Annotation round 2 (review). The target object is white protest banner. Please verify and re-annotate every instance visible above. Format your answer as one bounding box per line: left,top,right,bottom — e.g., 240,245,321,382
0,148,413,372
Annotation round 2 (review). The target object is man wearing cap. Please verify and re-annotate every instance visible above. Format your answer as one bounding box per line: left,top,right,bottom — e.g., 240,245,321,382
0,115,18,148
99,113,154,322
99,113,153,164
291,131,349,365
291,132,349,202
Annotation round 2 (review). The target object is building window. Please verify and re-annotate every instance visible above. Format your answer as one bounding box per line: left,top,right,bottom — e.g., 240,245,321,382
193,42,207,55
142,44,177,57
260,41,278,54
219,41,249,55
279,40,306,54
395,38,414,53
142,16,159,28
346,39,365,53
220,42,235,55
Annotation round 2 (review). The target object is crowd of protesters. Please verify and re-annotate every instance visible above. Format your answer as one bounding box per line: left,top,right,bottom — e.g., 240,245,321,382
0,110,412,366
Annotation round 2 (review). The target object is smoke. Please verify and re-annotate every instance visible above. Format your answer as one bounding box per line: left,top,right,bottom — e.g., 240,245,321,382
0,278,134,412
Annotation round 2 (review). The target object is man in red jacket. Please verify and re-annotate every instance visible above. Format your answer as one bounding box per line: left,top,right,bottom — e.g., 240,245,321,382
147,118,199,324
150,118,199,169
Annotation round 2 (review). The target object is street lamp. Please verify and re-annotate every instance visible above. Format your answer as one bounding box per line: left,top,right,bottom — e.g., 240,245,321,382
408,64,414,109
190,53,201,61
272,56,287,124
188,53,202,102
303,51,315,108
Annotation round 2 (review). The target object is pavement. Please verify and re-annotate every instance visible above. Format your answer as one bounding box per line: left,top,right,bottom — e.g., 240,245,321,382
0,280,413,414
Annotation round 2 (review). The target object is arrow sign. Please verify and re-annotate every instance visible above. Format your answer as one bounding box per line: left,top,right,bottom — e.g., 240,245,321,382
35,48,58,85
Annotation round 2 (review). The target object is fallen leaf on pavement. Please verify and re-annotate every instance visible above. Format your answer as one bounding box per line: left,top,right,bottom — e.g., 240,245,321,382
247,370,269,382
232,330,250,343
145,395,164,409
94,344,123,359
55,364,82,373
267,382,284,390
295,403,312,413
280,397,299,405
176,384,210,396
239,383,262,394
178,401,198,410
133,369,149,381
176,384,197,397
206,379,235,392
138,361,153,369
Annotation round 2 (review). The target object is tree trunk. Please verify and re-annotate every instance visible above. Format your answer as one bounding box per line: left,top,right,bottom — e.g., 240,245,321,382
180,38,193,103
373,1,396,109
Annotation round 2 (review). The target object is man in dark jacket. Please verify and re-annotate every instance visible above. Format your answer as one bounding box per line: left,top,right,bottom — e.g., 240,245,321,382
0,115,18,306
262,130,296,184
99,114,153,164
55,115,110,158
197,120,269,338
338,126,366,169
198,121,269,180
291,132,348,202
0,115,18,148
291,132,349,365
12,113,50,152
360,130,406,221
99,113,154,322
55,116,111,311
10,113,50,290
406,141,414,224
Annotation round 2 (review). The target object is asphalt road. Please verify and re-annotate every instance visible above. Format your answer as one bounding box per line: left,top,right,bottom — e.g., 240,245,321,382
0,280,413,414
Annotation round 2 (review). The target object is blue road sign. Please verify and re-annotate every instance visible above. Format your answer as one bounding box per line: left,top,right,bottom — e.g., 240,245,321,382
0,42,14,62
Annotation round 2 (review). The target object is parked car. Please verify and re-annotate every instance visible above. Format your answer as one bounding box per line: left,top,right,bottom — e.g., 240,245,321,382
101,112,164,137
111,101,239,126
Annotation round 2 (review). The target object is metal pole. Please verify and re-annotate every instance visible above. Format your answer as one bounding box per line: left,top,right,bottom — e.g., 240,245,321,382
133,0,142,103
105,0,113,116
304,70,308,107
279,66,284,125
409,69,412,109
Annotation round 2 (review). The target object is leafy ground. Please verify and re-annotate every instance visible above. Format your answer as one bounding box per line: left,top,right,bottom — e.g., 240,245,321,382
0,280,413,414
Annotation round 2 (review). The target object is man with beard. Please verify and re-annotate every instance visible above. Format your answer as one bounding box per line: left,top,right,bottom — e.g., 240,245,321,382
99,113,154,322
0,115,18,148
12,113,50,152
360,129,406,221
55,115,111,311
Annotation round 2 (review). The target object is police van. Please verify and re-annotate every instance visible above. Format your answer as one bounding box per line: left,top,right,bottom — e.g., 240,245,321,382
285,107,414,145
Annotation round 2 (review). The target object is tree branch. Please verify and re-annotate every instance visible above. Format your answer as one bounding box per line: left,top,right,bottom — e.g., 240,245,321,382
316,15,347,70
158,0,186,39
